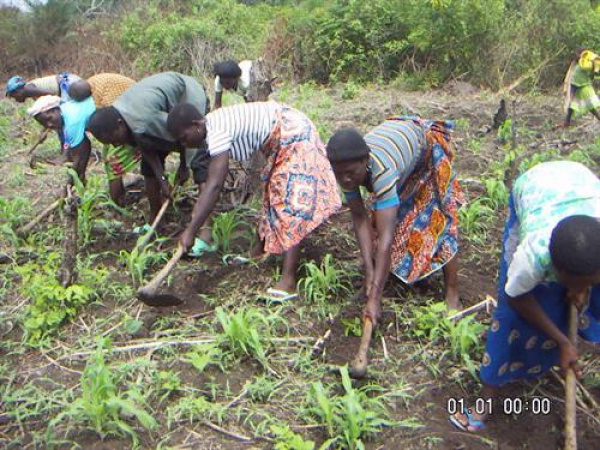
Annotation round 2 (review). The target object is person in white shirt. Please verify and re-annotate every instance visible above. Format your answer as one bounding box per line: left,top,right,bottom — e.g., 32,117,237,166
213,60,255,109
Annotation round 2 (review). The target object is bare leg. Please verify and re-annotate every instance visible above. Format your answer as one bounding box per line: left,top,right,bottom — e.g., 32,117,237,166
145,176,162,222
109,178,126,205
443,255,461,311
275,243,301,293
250,233,265,258
564,109,573,127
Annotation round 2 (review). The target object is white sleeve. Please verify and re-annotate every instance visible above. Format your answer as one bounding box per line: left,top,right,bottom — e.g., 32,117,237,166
214,76,223,93
504,241,543,298
207,129,232,157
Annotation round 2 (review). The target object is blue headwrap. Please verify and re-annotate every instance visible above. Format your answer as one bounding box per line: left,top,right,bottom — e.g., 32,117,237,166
6,76,26,95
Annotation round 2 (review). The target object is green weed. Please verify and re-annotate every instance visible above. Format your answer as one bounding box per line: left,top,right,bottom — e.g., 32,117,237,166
341,317,363,337
167,395,227,427
247,375,279,403
182,343,225,373
270,423,315,450
153,370,182,402
458,198,494,243
408,302,486,376
49,339,157,446
16,253,108,344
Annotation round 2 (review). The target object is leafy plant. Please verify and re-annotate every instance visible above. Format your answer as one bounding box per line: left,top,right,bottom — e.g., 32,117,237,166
298,254,351,304
458,198,494,242
341,317,363,337
408,302,486,375
167,395,227,427
153,370,181,402
118,244,168,286
247,375,279,403
211,209,246,254
216,307,274,368
182,343,225,373
307,366,409,449
16,253,108,344
270,423,315,450
49,339,157,446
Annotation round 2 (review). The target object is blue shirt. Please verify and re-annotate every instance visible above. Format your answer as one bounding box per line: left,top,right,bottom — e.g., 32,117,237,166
59,97,96,151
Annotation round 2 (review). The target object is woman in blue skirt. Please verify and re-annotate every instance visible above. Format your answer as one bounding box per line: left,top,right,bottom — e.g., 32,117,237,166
450,160,600,431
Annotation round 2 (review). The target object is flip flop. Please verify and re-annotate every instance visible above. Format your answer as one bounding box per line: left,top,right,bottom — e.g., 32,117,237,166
259,288,299,304
189,238,218,258
222,254,251,265
448,409,486,432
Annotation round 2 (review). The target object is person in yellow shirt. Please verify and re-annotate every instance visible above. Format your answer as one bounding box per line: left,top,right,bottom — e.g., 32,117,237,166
563,49,600,127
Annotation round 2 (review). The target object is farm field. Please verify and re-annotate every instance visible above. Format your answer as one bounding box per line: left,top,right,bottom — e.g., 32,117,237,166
1,82,599,449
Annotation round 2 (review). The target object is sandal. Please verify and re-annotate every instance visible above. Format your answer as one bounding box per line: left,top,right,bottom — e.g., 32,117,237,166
449,409,486,432
222,254,251,265
189,238,218,258
258,288,299,304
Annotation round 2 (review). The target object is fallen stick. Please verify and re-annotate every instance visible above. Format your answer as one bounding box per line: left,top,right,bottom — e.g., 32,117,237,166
564,303,578,450
136,245,185,307
17,199,61,236
349,317,373,379
448,295,497,321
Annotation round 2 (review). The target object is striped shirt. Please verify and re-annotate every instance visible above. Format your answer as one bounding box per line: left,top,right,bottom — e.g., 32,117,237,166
205,101,280,160
344,119,425,210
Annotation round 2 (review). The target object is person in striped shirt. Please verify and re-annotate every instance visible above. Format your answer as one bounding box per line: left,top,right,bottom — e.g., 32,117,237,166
167,101,341,301
326,117,465,325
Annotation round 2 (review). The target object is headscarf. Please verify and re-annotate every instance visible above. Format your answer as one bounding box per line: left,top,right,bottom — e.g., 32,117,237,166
5,76,26,95
27,95,61,117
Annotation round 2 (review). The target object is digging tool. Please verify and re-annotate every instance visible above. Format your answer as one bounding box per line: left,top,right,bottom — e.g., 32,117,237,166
136,245,185,307
348,317,374,379
564,303,578,450
135,198,171,250
25,128,50,169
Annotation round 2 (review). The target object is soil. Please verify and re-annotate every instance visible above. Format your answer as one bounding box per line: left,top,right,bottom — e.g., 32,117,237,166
1,84,599,449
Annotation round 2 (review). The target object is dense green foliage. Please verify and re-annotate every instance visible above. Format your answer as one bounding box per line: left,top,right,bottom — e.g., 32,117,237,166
2,1,600,89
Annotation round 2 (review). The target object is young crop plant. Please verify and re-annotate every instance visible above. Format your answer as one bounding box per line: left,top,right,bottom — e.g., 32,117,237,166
49,339,157,446
246,375,279,403
118,243,168,286
298,254,351,306
215,307,278,369
458,197,494,244
306,366,403,449
211,209,247,254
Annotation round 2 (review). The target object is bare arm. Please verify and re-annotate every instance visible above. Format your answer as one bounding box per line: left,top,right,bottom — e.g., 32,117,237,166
180,152,229,251
363,206,398,325
348,196,375,290
141,149,171,197
214,91,223,110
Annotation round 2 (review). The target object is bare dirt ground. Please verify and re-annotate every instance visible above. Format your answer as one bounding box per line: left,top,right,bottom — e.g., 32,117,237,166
1,83,599,449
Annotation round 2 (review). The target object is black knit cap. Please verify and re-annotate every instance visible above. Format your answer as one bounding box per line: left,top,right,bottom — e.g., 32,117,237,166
326,128,370,162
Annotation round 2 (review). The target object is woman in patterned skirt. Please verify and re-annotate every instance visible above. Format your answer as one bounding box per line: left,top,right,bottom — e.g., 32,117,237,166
325,117,465,325
450,161,600,432
167,101,341,302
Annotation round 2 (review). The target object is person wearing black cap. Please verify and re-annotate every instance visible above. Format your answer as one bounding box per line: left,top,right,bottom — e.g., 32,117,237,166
326,117,465,326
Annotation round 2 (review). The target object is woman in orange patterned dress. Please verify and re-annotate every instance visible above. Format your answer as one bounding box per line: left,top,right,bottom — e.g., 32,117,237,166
326,117,465,325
